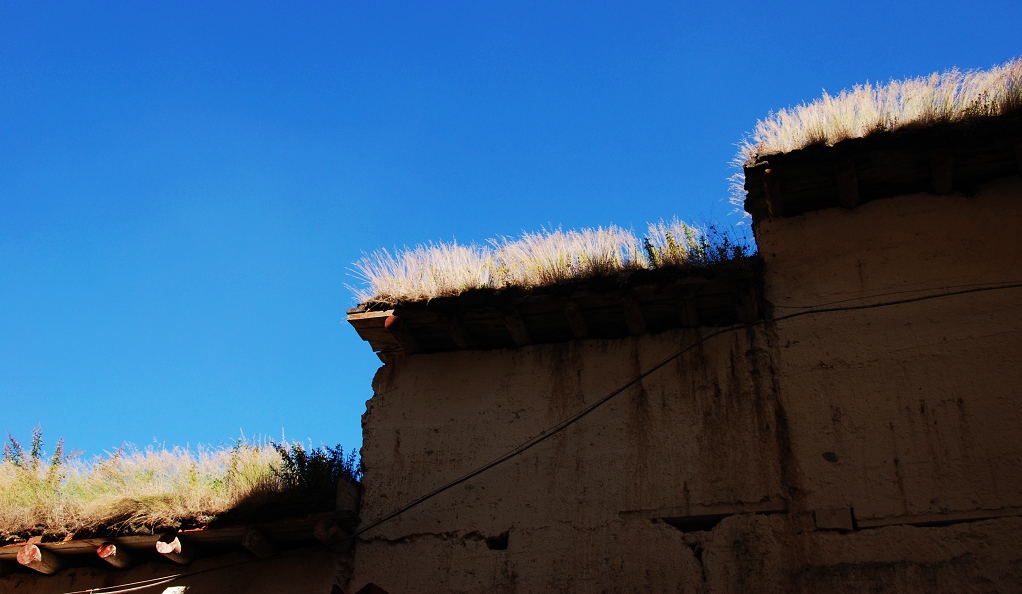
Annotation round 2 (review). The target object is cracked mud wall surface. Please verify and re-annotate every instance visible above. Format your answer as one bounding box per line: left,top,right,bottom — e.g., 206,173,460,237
690,514,1022,593
351,177,1022,593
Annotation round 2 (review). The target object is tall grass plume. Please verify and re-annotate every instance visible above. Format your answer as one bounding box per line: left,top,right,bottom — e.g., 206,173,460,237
739,56,1022,162
351,220,755,304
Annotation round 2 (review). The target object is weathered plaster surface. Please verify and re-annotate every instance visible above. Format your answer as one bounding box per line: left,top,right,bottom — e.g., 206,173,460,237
351,177,1022,593
756,177,1022,524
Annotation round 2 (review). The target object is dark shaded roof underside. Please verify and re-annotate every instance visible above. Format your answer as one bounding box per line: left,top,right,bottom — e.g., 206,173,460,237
348,263,763,358
743,113,1022,223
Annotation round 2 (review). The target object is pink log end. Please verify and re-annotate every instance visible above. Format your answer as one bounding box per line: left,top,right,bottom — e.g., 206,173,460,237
156,537,182,555
16,544,42,566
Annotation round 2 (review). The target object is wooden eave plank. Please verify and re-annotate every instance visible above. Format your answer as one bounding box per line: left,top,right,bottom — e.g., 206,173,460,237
348,309,403,354
347,309,395,327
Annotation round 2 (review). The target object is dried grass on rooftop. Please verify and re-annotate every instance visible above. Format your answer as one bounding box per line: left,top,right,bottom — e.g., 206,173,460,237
0,430,359,543
1,442,278,542
739,56,1022,162
352,219,752,304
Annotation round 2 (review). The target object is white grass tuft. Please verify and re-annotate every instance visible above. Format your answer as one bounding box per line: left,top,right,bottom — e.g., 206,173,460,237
494,226,643,290
351,242,493,305
350,220,750,305
739,56,1022,162
352,226,644,304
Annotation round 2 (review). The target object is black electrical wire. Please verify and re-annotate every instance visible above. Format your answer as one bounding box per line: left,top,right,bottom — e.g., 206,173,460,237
56,280,1022,594
770,280,1022,309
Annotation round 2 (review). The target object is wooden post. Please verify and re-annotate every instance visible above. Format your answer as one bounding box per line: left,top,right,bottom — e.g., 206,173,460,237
931,147,954,194
241,529,279,558
1013,138,1022,175
314,519,353,553
383,315,419,355
156,533,194,565
835,158,860,208
16,543,62,575
563,301,589,339
440,315,474,350
621,298,646,336
503,311,531,347
677,289,699,328
742,166,770,222
763,168,783,218
96,542,134,569
337,479,362,515
735,286,760,324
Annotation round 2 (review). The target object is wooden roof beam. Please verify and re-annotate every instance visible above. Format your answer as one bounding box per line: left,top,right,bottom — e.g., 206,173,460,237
156,533,194,565
503,310,531,347
931,147,954,194
563,301,589,339
836,157,860,208
337,479,362,515
763,168,783,217
621,298,646,336
735,286,760,324
383,314,419,355
314,519,353,553
17,542,63,575
242,528,279,558
96,542,134,569
440,315,474,350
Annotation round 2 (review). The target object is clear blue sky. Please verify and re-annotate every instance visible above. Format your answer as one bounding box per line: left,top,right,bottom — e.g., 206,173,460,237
2,1,1019,457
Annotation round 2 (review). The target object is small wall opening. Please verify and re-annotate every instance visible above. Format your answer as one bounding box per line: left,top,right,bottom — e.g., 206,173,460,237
486,531,509,550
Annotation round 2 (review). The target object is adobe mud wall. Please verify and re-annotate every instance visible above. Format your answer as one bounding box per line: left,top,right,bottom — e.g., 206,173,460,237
351,176,1022,593
755,176,1022,529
